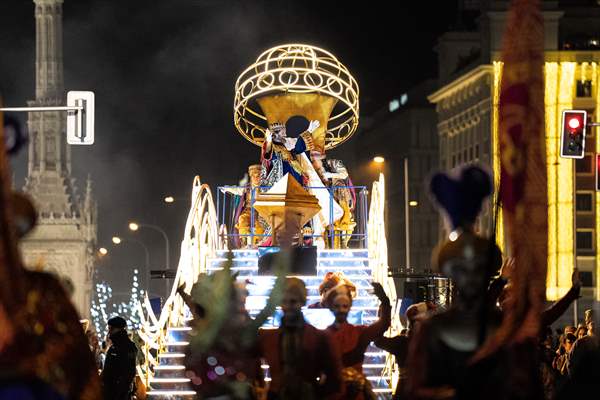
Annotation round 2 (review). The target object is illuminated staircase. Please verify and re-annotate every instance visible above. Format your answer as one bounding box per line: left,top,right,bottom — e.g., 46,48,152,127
208,248,393,398
146,327,195,399
145,248,392,399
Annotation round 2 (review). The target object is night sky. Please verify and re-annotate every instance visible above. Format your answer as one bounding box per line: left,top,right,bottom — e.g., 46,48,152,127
0,0,458,298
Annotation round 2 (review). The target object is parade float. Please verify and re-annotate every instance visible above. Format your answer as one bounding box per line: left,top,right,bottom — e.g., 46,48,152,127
136,44,400,399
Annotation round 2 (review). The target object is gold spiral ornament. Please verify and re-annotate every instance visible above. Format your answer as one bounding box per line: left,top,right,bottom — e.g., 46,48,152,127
234,44,359,150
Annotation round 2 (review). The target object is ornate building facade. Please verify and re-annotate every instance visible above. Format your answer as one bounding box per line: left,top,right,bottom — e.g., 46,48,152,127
20,0,97,317
428,1,600,309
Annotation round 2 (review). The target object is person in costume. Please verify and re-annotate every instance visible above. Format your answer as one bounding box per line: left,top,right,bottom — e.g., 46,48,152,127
405,165,516,400
258,277,342,400
260,120,343,246
260,120,319,187
375,302,435,400
307,271,357,309
311,152,356,248
0,108,101,400
221,164,267,248
324,277,391,400
178,256,287,399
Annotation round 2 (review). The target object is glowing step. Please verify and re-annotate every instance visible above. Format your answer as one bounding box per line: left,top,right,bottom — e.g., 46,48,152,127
165,341,190,346
363,364,386,368
364,352,387,357
207,267,371,273
209,257,369,262
150,378,191,383
168,327,192,332
158,353,185,358
147,390,196,396
154,365,185,371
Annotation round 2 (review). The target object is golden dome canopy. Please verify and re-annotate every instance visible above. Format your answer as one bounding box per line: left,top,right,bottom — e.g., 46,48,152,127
234,44,359,150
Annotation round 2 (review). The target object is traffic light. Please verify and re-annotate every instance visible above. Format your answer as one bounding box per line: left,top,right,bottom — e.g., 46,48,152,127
561,110,587,158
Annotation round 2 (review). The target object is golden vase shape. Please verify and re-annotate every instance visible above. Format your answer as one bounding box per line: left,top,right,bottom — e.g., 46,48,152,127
257,93,337,153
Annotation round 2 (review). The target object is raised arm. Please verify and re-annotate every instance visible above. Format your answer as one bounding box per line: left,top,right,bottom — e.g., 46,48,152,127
363,282,392,341
541,268,581,328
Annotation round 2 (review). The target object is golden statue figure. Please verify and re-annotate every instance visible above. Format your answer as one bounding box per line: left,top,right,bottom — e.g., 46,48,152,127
234,164,266,248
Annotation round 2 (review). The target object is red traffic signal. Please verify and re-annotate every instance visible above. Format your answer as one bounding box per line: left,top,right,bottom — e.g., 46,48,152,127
568,116,581,130
561,110,587,158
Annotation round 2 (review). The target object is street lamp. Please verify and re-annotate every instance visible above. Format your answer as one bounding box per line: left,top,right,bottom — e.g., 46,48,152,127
163,195,188,205
112,235,151,290
373,156,385,164
98,247,108,256
128,221,170,270
409,200,418,207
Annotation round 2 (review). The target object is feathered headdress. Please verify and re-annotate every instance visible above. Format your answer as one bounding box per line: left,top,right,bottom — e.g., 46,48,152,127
429,165,493,232
429,165,501,276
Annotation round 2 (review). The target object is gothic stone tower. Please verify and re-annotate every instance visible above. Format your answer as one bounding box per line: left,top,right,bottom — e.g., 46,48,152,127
20,0,97,318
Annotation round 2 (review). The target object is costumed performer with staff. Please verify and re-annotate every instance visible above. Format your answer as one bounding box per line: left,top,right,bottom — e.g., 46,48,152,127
260,119,343,247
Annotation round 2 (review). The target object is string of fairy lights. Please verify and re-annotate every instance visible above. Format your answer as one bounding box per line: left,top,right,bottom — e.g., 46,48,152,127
90,268,144,337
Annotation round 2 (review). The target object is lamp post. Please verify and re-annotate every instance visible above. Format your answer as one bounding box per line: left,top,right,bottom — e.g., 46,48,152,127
129,222,171,298
112,236,151,290
128,222,170,270
404,157,411,271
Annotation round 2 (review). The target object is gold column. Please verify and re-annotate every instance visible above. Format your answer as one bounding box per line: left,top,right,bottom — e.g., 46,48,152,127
545,62,576,300
595,63,600,301
492,62,505,252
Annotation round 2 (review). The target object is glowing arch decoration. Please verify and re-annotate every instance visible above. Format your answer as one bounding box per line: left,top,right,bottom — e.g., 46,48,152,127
136,176,220,387
234,44,360,150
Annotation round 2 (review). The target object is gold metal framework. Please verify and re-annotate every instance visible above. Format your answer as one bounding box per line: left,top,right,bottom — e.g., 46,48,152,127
234,44,360,150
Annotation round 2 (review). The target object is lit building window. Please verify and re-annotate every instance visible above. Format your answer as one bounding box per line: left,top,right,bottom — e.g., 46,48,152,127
389,99,400,112
576,230,594,251
576,192,594,213
580,271,594,287
575,154,593,174
576,80,593,98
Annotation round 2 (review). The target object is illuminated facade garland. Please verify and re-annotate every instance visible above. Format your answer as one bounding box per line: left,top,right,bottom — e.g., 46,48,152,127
596,65,600,301
492,62,505,252
550,62,576,300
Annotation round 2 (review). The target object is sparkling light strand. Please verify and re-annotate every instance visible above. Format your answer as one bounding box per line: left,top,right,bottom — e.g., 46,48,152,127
91,269,144,337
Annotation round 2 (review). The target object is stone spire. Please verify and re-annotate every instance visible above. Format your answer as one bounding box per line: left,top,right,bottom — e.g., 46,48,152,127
21,0,97,318
25,0,74,216
34,0,64,99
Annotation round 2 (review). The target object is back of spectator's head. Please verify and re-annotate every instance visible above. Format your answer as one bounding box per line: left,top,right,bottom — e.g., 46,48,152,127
584,309,593,324
405,302,435,330
107,316,128,330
